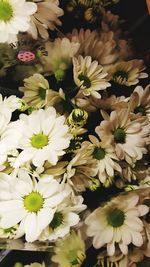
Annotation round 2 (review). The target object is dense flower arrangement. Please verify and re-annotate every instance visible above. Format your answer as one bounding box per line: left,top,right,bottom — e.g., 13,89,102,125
0,0,150,267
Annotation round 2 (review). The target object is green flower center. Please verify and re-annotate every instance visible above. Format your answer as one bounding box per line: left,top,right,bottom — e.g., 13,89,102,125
107,208,125,227
50,212,63,229
134,106,146,116
114,128,126,143
78,74,91,88
55,69,65,82
0,0,13,22
93,147,105,160
31,133,48,149
113,70,128,84
38,87,46,100
24,192,44,213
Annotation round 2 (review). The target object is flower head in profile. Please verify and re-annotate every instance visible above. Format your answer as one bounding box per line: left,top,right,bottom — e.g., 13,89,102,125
42,38,80,76
29,0,63,40
52,231,86,267
0,170,70,242
12,107,72,168
0,0,37,43
96,109,149,165
85,193,149,256
19,73,50,109
107,60,148,86
131,84,150,121
73,56,110,99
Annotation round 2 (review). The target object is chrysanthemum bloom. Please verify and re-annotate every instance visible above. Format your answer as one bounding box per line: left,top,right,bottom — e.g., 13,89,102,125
0,0,37,43
68,29,130,65
42,38,80,76
19,73,50,109
96,109,149,165
39,195,86,241
82,135,121,183
85,193,149,256
0,171,70,242
131,85,150,121
12,107,72,168
106,60,148,86
66,145,97,192
52,231,86,267
73,56,110,99
29,0,63,39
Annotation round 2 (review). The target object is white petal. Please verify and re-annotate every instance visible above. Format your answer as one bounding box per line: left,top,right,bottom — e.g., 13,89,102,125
0,209,26,228
107,242,115,256
37,208,55,231
24,213,40,242
119,242,128,255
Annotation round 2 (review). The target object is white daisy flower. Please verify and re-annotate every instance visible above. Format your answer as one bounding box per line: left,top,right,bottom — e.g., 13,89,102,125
96,109,149,165
73,55,111,99
0,170,70,242
0,0,37,43
12,107,72,168
83,135,121,183
39,198,81,241
85,193,149,256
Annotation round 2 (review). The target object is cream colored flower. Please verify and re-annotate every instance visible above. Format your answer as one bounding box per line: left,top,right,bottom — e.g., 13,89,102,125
73,56,110,99
96,109,149,165
85,193,149,256
106,60,148,86
52,231,86,267
29,0,63,39
42,38,80,75
82,135,121,183
19,73,50,108
131,84,150,121
65,145,97,192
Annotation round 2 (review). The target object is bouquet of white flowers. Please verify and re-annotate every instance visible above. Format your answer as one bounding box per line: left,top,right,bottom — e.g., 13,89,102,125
0,0,149,266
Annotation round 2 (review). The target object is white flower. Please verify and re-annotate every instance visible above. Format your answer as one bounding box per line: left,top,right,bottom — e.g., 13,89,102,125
96,109,149,165
83,135,121,183
73,56,110,99
0,0,37,43
85,193,149,256
13,107,72,168
39,197,82,241
0,170,70,242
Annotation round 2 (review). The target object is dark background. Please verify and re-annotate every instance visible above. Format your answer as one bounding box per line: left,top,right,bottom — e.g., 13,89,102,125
0,0,149,266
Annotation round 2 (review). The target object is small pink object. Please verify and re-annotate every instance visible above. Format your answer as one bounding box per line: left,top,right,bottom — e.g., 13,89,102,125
17,51,35,62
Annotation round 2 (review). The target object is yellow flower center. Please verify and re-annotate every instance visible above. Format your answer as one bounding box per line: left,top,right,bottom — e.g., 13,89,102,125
24,192,44,212
0,0,13,22
31,133,48,149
